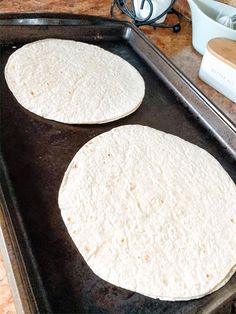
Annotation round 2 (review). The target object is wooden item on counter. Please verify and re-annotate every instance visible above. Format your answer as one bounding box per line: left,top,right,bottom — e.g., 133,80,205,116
207,38,236,69
199,38,236,103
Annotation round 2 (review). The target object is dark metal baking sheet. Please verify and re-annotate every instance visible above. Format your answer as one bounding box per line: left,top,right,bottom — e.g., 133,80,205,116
0,14,236,314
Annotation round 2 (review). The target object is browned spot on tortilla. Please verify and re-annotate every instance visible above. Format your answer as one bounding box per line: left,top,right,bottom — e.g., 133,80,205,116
162,278,168,285
72,163,78,169
30,91,35,96
160,199,164,204
144,255,150,262
130,183,136,191
230,218,234,223
206,274,210,278
67,217,71,222
85,245,90,252
121,238,125,244
108,153,110,157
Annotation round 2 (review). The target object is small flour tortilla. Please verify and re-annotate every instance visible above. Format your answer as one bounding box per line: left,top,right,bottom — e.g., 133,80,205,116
5,39,145,124
58,125,236,300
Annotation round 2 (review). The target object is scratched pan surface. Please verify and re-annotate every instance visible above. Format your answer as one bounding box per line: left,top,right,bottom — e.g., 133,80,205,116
0,14,236,314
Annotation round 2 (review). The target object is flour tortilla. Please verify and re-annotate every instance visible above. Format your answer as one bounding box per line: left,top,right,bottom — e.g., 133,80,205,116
5,39,145,124
58,125,236,300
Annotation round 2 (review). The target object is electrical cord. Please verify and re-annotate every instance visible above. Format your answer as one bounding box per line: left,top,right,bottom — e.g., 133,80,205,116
110,0,181,32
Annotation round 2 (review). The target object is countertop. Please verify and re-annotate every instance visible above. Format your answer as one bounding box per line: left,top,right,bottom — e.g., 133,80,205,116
0,1,235,313
0,254,16,314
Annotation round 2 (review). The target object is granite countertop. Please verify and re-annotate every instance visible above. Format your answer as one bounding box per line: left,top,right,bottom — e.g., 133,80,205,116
0,255,16,313
0,1,235,312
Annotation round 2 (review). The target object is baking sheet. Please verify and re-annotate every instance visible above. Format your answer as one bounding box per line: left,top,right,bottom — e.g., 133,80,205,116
0,14,236,313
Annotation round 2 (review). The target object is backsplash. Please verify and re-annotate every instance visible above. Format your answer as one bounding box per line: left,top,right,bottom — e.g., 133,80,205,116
174,0,236,19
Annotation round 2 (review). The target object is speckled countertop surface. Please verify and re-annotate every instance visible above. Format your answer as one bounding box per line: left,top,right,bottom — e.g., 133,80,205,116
0,1,235,312
0,255,16,313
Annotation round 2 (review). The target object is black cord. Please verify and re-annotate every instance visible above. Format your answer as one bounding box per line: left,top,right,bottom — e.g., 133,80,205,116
112,0,153,23
110,0,181,32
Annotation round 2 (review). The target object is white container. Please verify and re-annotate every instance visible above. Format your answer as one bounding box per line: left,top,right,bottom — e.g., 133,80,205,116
199,38,236,103
187,0,236,55
133,0,171,24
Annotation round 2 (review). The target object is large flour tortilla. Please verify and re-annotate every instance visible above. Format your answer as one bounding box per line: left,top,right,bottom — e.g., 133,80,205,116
5,39,145,124
58,125,236,300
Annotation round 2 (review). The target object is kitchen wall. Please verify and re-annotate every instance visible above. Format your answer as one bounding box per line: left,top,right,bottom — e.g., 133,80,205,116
174,0,236,19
